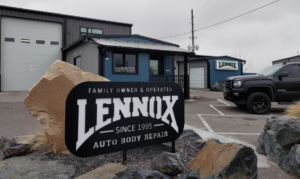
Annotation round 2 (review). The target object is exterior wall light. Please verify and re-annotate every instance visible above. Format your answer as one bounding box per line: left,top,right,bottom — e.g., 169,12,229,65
105,55,109,60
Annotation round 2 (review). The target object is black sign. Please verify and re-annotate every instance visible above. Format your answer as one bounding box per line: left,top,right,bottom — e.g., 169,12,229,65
65,82,184,157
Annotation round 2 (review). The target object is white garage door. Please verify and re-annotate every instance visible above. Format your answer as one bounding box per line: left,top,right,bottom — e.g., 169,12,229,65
1,17,62,91
190,67,205,88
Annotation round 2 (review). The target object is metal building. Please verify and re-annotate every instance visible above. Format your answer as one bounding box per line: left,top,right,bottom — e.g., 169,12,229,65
272,55,300,65
0,5,132,91
176,55,245,88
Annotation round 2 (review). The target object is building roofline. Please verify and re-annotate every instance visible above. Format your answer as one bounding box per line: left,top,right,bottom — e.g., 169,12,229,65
0,5,133,27
62,35,194,55
96,34,179,47
272,55,300,62
207,55,246,62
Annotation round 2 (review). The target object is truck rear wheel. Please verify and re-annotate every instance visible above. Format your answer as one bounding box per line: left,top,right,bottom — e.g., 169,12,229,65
247,92,271,114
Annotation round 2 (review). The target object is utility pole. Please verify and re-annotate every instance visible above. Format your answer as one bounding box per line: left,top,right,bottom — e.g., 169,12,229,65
191,9,195,52
188,9,198,52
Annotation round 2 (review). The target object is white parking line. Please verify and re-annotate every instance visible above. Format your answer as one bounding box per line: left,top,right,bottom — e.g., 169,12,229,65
197,114,214,133
216,133,261,135
200,114,271,117
209,104,225,115
217,99,231,106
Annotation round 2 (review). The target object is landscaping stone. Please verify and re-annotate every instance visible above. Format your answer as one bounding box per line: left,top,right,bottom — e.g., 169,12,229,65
210,83,224,91
188,139,257,179
23,60,109,155
133,169,171,179
0,154,75,179
75,163,132,179
12,135,34,145
151,152,184,175
282,144,300,178
0,137,16,152
186,171,200,179
0,137,17,160
264,130,289,165
275,118,300,148
263,115,285,132
1,144,31,160
180,130,202,140
256,132,266,155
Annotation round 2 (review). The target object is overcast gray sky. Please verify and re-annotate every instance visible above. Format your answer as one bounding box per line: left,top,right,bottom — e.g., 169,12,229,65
2,0,299,72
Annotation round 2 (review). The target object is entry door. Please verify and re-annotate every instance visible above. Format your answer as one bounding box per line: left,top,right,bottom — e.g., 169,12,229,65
274,64,300,101
1,17,62,91
190,67,205,88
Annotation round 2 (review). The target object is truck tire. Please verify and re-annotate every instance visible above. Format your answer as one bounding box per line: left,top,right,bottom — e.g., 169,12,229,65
247,92,271,114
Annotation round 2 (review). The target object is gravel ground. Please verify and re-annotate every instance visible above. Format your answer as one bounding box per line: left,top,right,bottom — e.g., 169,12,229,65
40,131,204,178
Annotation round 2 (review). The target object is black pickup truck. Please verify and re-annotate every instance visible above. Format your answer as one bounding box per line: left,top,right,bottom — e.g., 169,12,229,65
223,62,300,114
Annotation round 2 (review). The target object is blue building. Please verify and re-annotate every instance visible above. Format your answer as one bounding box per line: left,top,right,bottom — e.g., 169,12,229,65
63,34,194,98
177,55,246,88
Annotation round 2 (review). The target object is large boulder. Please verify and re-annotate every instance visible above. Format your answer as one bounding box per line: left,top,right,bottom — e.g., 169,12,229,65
151,152,184,175
133,170,171,179
256,132,266,155
75,163,132,179
275,118,300,148
264,130,289,165
188,139,257,179
282,144,300,178
263,115,285,132
23,60,109,155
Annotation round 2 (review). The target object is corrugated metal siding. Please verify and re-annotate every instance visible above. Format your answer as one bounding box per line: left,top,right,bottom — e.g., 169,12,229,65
67,19,131,44
164,55,173,75
106,38,160,44
104,51,149,82
209,57,242,86
0,9,63,23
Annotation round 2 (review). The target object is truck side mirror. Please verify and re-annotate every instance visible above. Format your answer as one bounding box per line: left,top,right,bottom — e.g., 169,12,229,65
278,72,289,80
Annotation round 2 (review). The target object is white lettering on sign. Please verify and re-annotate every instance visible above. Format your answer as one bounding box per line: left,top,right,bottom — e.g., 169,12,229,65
30,65,35,71
114,67,135,73
76,96,179,150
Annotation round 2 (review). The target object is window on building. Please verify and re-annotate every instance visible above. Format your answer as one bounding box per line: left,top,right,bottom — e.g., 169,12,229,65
36,40,45,44
113,53,137,74
50,41,59,45
21,39,30,43
74,56,81,69
150,55,164,75
5,38,14,42
80,27,103,36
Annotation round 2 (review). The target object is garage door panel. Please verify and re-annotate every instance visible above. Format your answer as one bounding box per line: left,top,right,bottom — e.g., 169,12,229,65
190,67,204,88
1,17,62,91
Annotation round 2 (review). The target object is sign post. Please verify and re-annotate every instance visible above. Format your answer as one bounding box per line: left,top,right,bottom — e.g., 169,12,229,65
65,82,184,162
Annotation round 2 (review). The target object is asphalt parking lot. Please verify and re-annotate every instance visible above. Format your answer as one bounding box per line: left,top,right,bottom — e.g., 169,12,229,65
0,90,297,179
188,89,296,179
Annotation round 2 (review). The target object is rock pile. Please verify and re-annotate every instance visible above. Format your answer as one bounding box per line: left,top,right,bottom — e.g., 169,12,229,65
210,82,224,91
23,60,109,155
257,115,300,177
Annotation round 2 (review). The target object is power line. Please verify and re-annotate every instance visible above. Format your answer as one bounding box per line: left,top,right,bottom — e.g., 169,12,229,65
159,0,279,39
